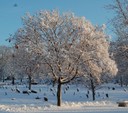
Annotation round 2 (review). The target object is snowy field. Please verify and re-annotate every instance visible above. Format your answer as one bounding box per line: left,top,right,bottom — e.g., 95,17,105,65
0,82,128,113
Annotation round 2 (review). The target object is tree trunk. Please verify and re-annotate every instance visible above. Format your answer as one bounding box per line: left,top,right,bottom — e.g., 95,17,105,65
12,77,15,85
20,78,23,83
90,79,95,101
120,76,123,87
57,77,62,106
2,78,4,82
28,76,32,90
2,74,4,82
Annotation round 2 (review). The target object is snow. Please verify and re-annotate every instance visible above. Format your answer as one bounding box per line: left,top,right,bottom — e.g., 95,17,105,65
0,83,128,113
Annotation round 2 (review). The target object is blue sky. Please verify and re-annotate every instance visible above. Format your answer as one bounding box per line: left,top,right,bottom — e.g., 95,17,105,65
0,0,114,46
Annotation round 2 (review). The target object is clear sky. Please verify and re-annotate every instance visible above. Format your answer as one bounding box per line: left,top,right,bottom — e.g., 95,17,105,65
0,0,114,46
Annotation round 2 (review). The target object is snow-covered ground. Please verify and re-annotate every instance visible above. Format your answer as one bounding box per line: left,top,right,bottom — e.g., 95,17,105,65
0,82,128,113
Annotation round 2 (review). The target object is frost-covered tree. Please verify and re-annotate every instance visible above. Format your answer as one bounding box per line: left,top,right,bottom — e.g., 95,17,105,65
9,14,44,89
4,56,16,85
8,39,42,89
108,0,128,86
10,10,117,106
4,48,22,85
0,46,12,82
111,40,128,86
76,24,118,101
14,11,82,106
11,46,41,90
